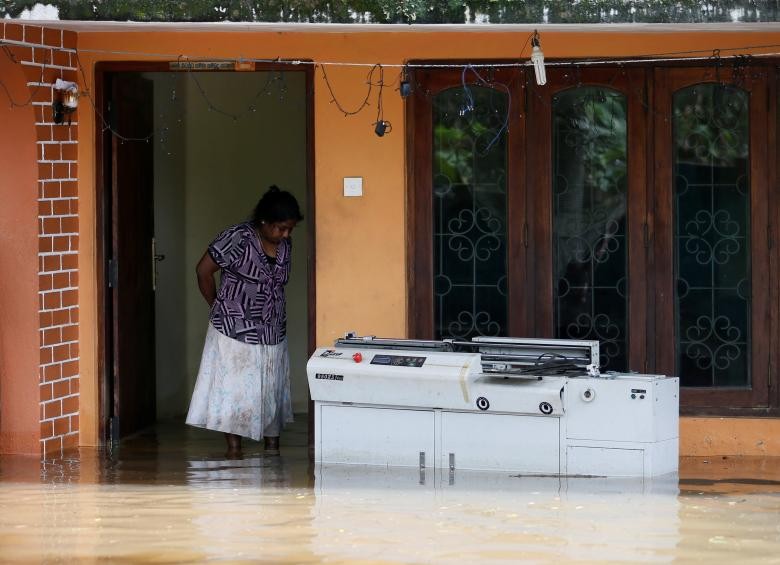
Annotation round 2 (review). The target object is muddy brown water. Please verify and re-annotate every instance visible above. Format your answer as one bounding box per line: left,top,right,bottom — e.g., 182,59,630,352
1,421,778,564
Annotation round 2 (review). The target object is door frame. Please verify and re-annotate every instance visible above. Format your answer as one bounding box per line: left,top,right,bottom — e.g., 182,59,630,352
526,66,649,372
653,66,771,411
95,61,317,444
406,63,527,339
772,65,780,411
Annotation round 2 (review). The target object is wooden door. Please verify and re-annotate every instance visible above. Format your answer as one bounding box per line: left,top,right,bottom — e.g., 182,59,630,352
110,73,156,437
653,66,770,409
407,66,527,339
407,63,778,413
526,67,649,372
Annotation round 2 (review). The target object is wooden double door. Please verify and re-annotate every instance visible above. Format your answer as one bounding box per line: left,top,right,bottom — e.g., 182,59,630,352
408,64,777,412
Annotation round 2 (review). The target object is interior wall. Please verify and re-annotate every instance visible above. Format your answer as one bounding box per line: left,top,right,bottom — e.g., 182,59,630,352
150,71,309,419
149,72,188,419
0,55,41,454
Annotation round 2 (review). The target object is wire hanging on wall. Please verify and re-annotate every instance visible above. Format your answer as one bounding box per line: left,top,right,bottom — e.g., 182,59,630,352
70,50,154,143
188,63,288,121
62,40,780,69
72,50,296,145
0,44,46,108
319,62,393,136
373,64,391,136
2,34,779,145
319,62,377,116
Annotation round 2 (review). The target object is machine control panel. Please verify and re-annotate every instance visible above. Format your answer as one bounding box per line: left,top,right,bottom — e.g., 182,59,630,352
370,354,426,368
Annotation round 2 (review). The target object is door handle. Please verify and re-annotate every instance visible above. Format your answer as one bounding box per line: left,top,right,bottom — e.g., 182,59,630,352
152,238,165,291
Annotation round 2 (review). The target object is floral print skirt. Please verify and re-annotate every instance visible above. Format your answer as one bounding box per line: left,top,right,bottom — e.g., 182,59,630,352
186,324,294,441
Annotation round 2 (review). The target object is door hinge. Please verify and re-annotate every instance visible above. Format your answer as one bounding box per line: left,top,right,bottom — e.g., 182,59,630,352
643,222,650,249
523,221,529,248
108,258,118,288
768,225,773,250
152,237,166,291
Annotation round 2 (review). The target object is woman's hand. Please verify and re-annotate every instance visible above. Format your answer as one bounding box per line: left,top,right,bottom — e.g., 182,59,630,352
195,251,219,307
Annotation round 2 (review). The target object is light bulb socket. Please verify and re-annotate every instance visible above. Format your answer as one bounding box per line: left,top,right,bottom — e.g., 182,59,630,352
52,78,79,125
530,30,546,86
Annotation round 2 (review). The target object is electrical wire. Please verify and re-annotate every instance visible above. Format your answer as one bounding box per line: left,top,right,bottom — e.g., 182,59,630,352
0,44,47,108
374,64,385,127
63,41,780,67
459,64,511,153
320,62,379,116
1,34,779,143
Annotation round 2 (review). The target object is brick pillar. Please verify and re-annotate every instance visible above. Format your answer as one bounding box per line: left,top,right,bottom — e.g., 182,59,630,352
0,23,80,458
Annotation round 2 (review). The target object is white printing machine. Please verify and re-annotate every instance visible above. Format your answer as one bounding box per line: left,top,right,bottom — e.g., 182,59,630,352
307,333,679,478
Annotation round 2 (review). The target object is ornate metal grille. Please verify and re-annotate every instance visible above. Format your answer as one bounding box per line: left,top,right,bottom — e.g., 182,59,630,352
552,87,628,370
432,86,508,339
673,84,750,387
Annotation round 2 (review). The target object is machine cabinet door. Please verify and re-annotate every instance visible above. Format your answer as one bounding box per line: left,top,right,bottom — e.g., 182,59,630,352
320,405,435,468
566,446,644,477
441,412,560,474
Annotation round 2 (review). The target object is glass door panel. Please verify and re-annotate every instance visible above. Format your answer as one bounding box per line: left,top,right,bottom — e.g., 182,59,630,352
552,87,629,370
673,84,751,387
527,68,648,372
432,86,508,339
654,67,769,409
408,67,525,340
410,64,775,412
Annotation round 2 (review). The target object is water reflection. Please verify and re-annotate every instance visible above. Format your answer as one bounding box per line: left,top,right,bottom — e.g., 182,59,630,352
0,422,778,563
314,465,681,563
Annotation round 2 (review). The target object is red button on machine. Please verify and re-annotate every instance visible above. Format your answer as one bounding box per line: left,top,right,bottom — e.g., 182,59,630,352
352,352,363,363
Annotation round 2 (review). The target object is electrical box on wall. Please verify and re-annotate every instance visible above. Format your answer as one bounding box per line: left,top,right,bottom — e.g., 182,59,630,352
343,177,363,197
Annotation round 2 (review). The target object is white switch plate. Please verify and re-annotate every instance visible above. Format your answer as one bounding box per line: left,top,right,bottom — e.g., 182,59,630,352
343,177,363,197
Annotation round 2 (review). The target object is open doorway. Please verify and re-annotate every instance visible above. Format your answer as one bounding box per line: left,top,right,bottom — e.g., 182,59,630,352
97,64,314,442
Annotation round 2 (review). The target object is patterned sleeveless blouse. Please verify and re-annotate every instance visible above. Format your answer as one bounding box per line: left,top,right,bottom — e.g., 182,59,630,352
207,223,291,345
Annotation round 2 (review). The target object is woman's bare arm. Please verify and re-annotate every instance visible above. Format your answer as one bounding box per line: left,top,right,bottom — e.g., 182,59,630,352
195,251,220,307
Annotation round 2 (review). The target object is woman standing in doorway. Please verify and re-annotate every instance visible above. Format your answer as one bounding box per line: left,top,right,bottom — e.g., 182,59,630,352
186,185,303,457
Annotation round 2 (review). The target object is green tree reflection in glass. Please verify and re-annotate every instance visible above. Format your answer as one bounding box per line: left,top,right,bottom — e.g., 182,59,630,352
552,87,628,370
432,86,508,339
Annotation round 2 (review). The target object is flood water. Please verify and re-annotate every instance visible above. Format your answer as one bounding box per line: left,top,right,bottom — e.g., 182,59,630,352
1,421,779,564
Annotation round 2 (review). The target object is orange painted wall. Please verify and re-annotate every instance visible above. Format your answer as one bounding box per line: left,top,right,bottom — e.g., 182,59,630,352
681,418,780,456
72,25,780,448
0,54,41,454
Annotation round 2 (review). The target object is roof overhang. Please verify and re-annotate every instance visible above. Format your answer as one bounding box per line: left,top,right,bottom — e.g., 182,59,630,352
14,21,780,34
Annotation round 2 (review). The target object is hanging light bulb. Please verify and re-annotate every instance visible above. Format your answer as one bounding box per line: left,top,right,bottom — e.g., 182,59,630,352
530,30,547,86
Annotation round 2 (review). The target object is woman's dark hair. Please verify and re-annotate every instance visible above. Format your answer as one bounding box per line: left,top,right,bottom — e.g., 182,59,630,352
251,185,303,226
